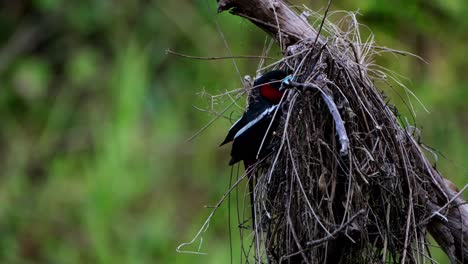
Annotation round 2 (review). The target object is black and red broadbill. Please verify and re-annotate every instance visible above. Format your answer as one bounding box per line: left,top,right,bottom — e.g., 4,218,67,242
220,70,288,166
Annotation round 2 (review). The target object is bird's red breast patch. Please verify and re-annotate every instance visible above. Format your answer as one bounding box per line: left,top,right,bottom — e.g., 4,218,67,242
259,84,284,104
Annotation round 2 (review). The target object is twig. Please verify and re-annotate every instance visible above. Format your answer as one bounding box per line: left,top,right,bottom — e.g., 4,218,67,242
186,90,245,142
284,80,350,155
313,0,332,47
307,209,365,247
421,184,468,224
281,209,365,261
176,164,254,254
166,49,276,60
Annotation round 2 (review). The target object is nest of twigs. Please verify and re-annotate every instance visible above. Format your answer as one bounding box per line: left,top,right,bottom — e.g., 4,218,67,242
243,12,447,263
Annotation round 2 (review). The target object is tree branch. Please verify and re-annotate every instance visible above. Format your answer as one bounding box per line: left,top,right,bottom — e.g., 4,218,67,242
217,0,320,50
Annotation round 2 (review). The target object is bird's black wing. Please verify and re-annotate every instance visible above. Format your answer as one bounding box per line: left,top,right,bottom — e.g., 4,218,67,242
219,114,247,146
232,105,278,141
220,102,277,146
229,105,279,165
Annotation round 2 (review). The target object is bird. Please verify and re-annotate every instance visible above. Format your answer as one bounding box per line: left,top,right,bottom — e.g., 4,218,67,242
220,70,288,167
220,70,287,228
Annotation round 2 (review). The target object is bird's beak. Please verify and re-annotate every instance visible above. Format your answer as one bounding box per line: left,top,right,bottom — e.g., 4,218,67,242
279,75,294,91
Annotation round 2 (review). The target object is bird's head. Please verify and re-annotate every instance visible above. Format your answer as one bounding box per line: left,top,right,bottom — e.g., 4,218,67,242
254,70,288,104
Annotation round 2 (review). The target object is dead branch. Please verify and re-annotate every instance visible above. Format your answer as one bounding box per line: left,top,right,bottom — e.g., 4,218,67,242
284,79,349,155
217,0,320,50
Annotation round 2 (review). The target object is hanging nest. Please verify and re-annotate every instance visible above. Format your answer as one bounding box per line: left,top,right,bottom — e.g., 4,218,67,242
178,4,468,263
242,12,449,264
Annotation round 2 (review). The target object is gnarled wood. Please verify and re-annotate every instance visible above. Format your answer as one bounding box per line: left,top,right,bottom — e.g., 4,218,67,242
217,0,319,50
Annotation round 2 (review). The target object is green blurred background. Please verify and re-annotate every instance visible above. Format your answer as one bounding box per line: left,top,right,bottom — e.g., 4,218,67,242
0,0,467,263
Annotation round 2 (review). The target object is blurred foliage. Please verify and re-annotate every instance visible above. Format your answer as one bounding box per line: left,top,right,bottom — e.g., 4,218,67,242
0,0,466,263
